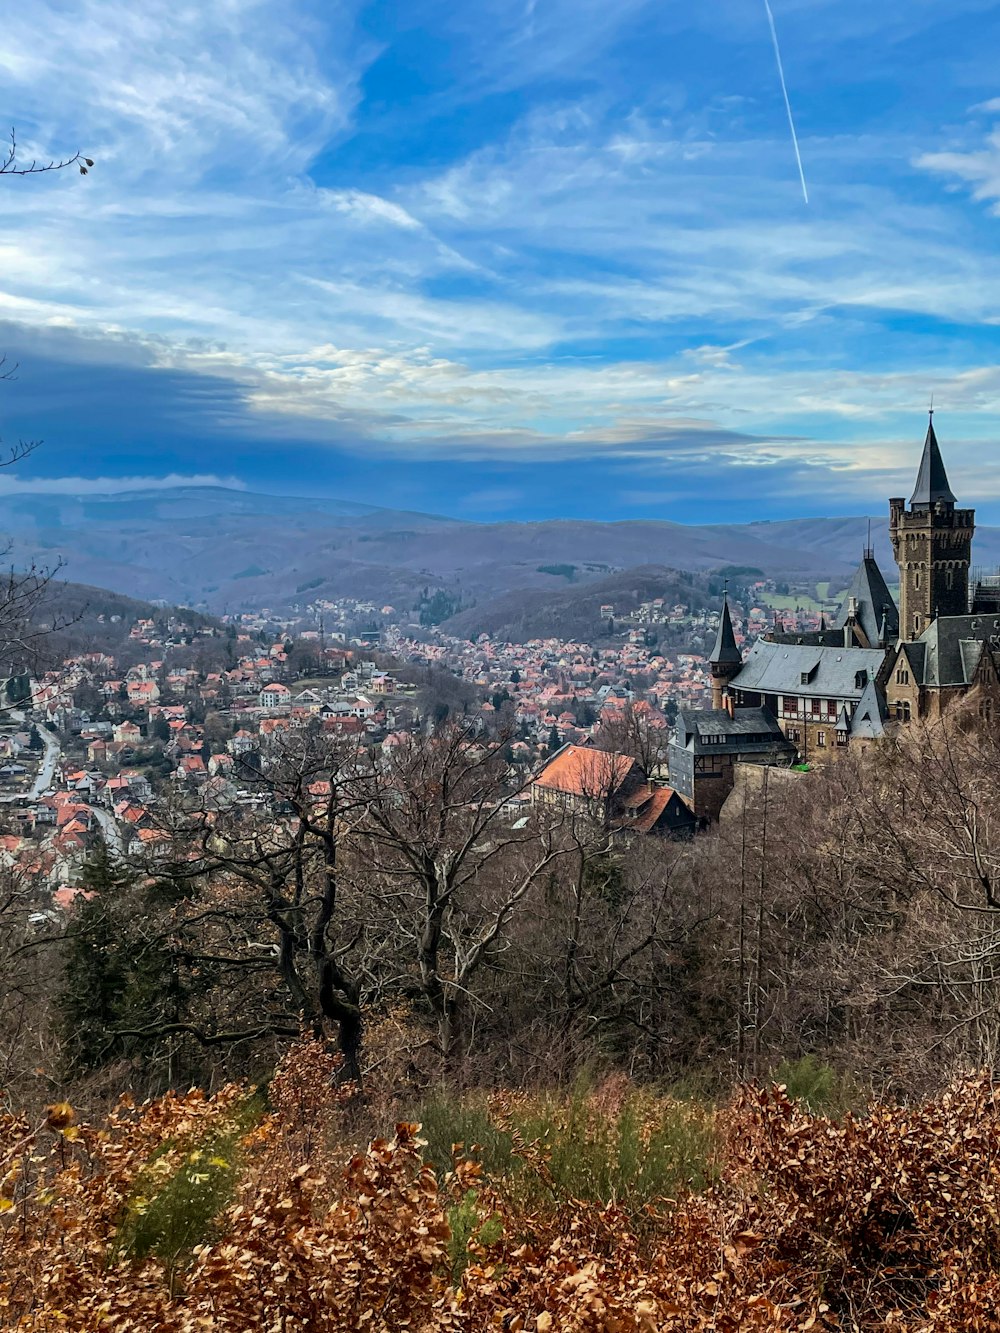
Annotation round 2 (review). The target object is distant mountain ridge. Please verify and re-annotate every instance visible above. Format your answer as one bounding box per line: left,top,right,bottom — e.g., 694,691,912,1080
4,485,1000,614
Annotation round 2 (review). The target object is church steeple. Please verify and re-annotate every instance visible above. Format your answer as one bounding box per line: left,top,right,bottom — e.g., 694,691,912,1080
909,411,956,510
709,595,742,710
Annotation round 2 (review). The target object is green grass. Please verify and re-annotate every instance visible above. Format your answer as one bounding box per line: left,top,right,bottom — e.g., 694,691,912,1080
767,593,837,613
770,1055,861,1116
412,1080,720,1227
412,1094,515,1178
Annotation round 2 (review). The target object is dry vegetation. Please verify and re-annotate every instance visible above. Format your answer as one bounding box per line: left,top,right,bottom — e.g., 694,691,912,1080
3,1042,1000,1330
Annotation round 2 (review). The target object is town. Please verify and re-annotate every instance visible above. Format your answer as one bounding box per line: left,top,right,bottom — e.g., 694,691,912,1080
0,546,886,900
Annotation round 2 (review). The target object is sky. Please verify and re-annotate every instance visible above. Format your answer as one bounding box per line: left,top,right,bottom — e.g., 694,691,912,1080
2,0,1000,523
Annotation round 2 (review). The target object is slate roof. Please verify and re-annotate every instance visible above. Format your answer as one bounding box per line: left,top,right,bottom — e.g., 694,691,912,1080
709,599,741,666
849,679,888,740
673,707,794,756
914,614,1000,686
898,640,927,679
732,640,888,699
910,414,957,508
832,554,898,647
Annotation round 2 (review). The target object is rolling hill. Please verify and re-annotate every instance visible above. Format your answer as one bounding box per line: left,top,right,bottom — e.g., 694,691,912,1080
4,485,1000,615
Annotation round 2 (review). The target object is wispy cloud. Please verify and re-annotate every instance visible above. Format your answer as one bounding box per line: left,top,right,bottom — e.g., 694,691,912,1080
1,0,1000,518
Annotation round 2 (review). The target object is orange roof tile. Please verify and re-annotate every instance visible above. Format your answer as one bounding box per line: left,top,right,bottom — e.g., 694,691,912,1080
533,746,637,800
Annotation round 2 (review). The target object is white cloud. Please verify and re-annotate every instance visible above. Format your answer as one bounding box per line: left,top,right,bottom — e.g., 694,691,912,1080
2,0,1000,507
320,189,422,230
918,130,1000,213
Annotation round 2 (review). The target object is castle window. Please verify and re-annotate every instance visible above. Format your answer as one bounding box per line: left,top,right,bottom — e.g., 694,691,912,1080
816,731,826,747
787,728,801,743
946,570,954,590
894,700,911,722
836,731,849,747
913,615,920,634
896,669,910,685
855,670,868,689
915,573,921,589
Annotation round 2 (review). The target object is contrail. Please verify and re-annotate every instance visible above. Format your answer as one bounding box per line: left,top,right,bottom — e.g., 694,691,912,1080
763,0,809,204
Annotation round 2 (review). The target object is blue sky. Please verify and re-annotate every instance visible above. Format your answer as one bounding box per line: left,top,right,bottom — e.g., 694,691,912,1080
3,0,1000,522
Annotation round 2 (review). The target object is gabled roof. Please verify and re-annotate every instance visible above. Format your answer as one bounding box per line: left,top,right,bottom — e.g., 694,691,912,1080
709,599,741,666
533,745,639,799
850,679,888,740
624,786,692,835
832,554,898,647
916,614,1000,687
910,413,956,508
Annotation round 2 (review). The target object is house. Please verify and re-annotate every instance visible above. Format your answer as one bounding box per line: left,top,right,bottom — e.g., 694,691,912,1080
126,680,160,706
616,784,697,839
259,683,291,709
667,709,795,824
531,744,646,820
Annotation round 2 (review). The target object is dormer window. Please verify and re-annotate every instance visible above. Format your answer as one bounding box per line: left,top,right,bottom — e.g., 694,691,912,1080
855,670,868,690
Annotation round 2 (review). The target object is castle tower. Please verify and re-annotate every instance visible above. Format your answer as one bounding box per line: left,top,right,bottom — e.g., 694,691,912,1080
709,596,742,709
889,413,974,640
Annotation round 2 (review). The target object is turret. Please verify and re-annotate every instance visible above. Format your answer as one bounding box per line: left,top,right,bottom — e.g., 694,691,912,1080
889,412,974,640
709,596,742,710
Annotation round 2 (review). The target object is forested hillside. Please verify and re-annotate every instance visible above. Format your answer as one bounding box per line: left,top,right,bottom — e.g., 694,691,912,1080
441,565,717,641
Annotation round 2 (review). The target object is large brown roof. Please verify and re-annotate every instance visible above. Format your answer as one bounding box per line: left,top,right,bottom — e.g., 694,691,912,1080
534,745,638,799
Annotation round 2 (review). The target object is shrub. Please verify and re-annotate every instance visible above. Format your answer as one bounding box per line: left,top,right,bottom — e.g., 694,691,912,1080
771,1054,858,1115
114,1092,264,1272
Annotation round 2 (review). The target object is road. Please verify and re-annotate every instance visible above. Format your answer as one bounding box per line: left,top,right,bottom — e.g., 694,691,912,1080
0,712,126,856
0,711,61,804
88,802,125,857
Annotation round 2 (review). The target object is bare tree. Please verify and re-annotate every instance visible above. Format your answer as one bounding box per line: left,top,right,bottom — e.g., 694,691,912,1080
0,127,92,177
363,720,578,1068
133,730,376,1082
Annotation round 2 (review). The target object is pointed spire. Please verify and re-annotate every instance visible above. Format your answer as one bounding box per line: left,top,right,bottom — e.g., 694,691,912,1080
710,596,741,665
910,410,956,508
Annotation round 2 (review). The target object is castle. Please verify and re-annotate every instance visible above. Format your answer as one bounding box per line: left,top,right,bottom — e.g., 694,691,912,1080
669,414,1000,821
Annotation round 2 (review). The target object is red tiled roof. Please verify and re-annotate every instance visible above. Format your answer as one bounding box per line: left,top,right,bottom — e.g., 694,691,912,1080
533,746,637,799
628,787,675,834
